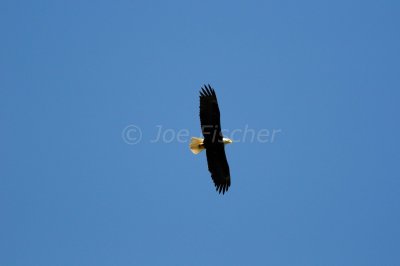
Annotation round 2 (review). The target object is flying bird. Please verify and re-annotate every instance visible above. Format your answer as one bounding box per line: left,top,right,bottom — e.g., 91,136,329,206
190,84,232,194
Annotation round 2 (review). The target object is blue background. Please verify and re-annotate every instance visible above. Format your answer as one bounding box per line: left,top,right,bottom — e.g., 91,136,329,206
1,1,399,265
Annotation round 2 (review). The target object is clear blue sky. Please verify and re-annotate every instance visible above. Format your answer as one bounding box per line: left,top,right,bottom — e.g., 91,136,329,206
1,1,399,265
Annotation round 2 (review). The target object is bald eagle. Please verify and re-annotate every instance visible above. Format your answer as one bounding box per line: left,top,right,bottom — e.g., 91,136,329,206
190,84,232,194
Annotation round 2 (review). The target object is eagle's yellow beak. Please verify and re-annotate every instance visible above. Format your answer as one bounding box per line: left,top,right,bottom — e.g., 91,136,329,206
223,138,233,144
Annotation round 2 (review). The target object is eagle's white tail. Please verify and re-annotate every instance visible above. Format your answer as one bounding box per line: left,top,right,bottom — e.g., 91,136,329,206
190,137,205,154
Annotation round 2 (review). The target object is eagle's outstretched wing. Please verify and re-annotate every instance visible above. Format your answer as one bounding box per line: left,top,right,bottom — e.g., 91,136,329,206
199,85,231,194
